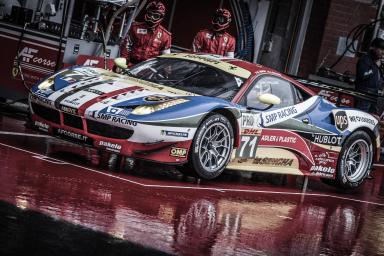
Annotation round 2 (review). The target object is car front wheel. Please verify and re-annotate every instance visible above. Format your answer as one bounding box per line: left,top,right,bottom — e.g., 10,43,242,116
334,131,373,189
187,114,234,180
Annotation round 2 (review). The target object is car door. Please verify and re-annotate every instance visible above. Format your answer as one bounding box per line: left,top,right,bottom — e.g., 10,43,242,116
228,75,315,174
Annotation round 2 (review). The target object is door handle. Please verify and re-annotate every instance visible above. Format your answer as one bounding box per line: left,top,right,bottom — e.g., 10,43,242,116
302,118,309,124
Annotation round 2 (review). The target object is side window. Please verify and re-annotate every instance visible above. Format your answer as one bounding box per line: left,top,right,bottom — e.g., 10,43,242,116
244,76,295,110
270,79,295,108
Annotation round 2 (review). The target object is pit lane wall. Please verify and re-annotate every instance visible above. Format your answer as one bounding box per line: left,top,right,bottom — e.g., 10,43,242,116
0,22,65,100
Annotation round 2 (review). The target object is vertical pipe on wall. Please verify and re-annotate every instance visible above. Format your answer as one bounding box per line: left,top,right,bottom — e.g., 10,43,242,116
64,0,75,37
373,0,384,39
286,0,313,75
167,0,177,32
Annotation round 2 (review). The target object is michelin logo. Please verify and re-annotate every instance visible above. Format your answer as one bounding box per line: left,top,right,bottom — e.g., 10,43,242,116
161,130,188,138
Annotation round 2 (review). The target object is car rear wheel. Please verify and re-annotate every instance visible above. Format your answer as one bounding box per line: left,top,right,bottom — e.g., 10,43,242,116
325,131,373,189
184,114,234,179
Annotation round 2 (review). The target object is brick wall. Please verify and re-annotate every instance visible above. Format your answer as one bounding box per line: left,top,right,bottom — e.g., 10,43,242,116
299,0,376,78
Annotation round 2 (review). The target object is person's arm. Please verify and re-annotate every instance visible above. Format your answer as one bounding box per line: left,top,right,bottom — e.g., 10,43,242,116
192,32,203,53
119,28,134,59
225,36,236,58
356,57,373,82
161,32,172,55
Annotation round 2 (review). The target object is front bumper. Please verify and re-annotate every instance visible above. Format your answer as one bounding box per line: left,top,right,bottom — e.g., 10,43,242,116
30,109,192,165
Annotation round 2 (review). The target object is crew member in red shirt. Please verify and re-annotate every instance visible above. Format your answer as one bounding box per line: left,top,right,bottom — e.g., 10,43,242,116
192,8,236,58
120,1,171,65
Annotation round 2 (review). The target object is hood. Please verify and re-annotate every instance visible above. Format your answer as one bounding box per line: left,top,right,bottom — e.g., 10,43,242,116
32,66,238,123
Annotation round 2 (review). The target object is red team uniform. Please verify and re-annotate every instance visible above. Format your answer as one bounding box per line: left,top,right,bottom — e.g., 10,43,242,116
120,22,171,64
192,29,235,57
119,1,171,65
192,8,235,58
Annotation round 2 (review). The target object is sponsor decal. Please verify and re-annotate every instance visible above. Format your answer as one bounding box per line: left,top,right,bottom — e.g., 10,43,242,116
314,152,337,165
258,129,314,164
161,130,188,138
170,147,188,158
97,113,137,126
252,157,293,166
63,98,81,106
349,115,376,126
84,88,104,95
18,47,56,68
144,95,173,102
312,172,334,178
34,121,49,131
137,28,147,34
241,113,260,128
105,106,131,116
241,128,261,135
99,141,122,153
310,165,335,174
261,135,297,143
54,128,91,144
264,106,298,125
334,111,348,131
83,59,100,66
313,134,342,146
60,105,78,114
19,47,38,62
30,94,53,106
12,67,18,77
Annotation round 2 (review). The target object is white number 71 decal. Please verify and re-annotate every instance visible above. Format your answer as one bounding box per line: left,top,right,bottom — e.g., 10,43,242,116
236,136,258,158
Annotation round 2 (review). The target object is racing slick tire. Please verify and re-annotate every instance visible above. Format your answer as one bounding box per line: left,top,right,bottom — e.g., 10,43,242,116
323,131,373,189
184,114,234,180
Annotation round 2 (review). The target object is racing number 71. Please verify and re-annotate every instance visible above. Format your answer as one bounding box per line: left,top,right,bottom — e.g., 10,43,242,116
236,136,258,158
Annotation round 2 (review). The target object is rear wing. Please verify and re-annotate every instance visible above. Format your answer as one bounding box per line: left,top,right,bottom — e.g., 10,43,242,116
290,76,379,109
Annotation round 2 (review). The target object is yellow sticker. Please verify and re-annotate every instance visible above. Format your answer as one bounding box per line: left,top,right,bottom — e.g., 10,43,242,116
12,67,19,77
160,53,252,79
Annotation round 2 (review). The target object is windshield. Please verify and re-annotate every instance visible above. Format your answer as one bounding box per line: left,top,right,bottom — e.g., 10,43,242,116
127,58,245,100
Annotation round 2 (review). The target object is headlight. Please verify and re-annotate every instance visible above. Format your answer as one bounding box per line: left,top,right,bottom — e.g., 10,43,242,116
38,77,55,90
37,69,68,90
131,98,189,115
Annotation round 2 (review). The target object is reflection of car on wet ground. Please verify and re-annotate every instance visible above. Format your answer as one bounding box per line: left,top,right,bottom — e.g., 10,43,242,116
29,53,380,189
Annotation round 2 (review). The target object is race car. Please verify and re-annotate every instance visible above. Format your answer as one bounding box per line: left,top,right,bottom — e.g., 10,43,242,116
29,53,380,189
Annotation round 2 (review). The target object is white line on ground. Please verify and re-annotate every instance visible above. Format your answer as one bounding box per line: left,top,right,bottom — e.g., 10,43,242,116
32,155,67,164
0,142,384,207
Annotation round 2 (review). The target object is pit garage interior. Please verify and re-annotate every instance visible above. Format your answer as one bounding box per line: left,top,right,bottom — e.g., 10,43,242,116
1,0,384,255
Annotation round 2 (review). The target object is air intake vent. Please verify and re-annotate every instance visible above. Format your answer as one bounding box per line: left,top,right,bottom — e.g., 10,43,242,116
31,103,60,124
63,113,83,130
86,119,134,140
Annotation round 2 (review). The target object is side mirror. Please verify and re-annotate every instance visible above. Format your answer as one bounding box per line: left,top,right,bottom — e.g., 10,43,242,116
257,93,281,105
114,57,128,69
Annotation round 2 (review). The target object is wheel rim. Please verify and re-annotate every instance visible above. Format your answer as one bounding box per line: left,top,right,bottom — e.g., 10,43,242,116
198,122,231,173
344,139,372,182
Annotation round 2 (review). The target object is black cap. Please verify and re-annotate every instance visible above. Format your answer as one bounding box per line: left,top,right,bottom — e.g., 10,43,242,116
371,37,384,49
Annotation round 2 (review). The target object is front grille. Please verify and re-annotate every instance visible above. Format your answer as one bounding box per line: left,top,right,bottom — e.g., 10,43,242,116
86,119,134,140
63,113,83,130
31,103,60,124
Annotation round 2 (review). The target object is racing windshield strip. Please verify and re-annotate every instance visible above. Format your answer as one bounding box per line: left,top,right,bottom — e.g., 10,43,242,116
121,76,200,96
159,53,252,79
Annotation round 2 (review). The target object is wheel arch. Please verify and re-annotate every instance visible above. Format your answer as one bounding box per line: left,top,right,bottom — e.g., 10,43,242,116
211,108,240,147
348,127,377,160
